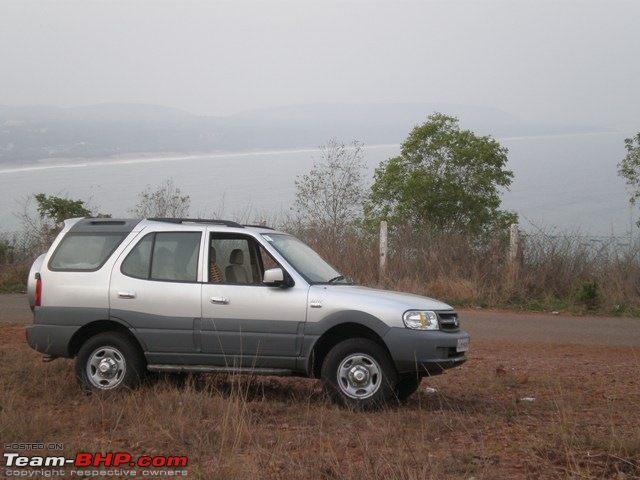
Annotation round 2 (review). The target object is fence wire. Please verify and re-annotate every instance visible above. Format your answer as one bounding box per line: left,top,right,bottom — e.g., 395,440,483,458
520,231,639,262
0,230,47,265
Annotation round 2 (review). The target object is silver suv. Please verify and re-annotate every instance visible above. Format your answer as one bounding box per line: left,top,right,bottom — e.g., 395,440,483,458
26,218,469,408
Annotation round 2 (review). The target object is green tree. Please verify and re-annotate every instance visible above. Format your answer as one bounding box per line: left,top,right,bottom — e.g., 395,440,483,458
34,193,93,226
617,132,640,226
25,194,110,249
364,113,516,235
130,178,191,218
293,139,366,244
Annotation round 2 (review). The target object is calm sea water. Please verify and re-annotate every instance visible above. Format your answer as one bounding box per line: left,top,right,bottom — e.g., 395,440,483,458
0,132,634,236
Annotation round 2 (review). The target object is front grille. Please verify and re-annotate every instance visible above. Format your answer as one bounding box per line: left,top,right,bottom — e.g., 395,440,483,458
436,347,466,359
447,347,466,358
437,311,459,331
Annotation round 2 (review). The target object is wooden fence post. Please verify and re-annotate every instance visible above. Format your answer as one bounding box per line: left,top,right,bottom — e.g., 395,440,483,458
379,221,388,281
508,223,520,281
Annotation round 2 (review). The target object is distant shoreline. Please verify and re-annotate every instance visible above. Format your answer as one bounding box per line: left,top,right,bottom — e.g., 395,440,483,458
0,144,403,175
1,129,631,174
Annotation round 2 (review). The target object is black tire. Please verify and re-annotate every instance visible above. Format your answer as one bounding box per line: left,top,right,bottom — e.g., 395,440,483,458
321,338,397,409
395,373,421,401
75,332,145,393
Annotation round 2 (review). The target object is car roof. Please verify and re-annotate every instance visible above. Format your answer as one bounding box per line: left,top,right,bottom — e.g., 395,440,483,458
66,217,282,235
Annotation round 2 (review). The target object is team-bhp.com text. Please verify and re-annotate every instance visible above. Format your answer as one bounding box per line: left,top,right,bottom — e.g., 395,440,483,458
3,452,189,477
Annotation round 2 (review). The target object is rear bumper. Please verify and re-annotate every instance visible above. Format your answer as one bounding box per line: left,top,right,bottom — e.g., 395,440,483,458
26,305,110,358
26,324,76,358
383,327,469,375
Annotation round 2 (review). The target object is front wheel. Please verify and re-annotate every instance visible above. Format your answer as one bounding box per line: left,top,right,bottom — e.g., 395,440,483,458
395,373,421,401
321,338,397,409
75,332,145,393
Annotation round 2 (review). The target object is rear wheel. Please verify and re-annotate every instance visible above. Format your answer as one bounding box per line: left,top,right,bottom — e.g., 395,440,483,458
321,338,397,409
76,332,145,393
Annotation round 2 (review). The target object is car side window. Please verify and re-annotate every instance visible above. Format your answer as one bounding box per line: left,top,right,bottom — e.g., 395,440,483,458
209,234,278,285
122,232,201,282
49,233,126,271
259,244,279,272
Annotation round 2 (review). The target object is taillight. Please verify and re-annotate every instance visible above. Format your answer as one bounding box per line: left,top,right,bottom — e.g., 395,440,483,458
35,273,42,307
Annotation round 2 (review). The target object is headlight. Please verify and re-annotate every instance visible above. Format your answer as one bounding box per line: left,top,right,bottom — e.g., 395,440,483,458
403,310,439,330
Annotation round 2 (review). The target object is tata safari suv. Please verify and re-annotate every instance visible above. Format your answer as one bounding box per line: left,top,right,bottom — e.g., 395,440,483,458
26,218,469,408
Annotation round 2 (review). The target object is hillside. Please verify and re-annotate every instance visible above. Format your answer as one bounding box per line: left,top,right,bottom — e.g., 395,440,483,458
0,102,609,163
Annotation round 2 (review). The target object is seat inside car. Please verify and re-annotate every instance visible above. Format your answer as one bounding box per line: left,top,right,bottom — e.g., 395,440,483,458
225,248,249,283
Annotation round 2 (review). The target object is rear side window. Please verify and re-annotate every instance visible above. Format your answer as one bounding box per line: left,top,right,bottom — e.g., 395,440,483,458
49,233,126,271
122,232,201,282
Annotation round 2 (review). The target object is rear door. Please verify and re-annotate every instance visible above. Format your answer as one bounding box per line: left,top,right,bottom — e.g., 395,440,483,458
109,227,204,361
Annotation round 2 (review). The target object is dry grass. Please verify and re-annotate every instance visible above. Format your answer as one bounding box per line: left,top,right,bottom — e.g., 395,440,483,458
299,227,640,315
1,324,638,479
3,222,640,314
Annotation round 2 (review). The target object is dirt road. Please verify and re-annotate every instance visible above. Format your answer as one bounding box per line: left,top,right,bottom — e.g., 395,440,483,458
3,292,638,346
459,308,640,346
1,293,32,324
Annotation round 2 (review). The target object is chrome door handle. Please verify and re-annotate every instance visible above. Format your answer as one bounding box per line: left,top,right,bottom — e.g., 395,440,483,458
118,291,136,299
210,296,229,305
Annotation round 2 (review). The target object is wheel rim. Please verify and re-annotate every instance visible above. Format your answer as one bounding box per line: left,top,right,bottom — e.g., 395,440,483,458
337,353,382,400
86,346,127,390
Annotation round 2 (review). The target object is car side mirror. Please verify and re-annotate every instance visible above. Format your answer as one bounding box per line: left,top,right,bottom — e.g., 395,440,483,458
263,267,293,288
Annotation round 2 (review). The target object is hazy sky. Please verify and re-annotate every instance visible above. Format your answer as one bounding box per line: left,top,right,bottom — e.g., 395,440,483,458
1,0,639,129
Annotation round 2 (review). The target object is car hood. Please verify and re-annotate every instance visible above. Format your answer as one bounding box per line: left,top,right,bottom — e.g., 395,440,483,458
307,284,454,328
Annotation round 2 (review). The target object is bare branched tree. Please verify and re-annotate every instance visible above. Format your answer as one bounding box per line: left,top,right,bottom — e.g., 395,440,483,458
130,178,191,218
294,139,366,244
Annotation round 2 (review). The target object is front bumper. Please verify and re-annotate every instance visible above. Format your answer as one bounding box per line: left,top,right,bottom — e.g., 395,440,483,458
383,327,469,375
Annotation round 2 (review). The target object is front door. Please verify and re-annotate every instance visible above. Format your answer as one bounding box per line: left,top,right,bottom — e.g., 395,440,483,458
200,231,308,369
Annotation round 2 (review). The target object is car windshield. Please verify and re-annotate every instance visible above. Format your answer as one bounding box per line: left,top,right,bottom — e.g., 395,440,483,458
261,233,351,284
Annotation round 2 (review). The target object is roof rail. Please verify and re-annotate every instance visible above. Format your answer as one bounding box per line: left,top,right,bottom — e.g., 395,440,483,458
148,218,244,228
243,223,274,230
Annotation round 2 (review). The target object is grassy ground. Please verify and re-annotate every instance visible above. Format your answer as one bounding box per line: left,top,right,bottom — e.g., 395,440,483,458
1,323,638,479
